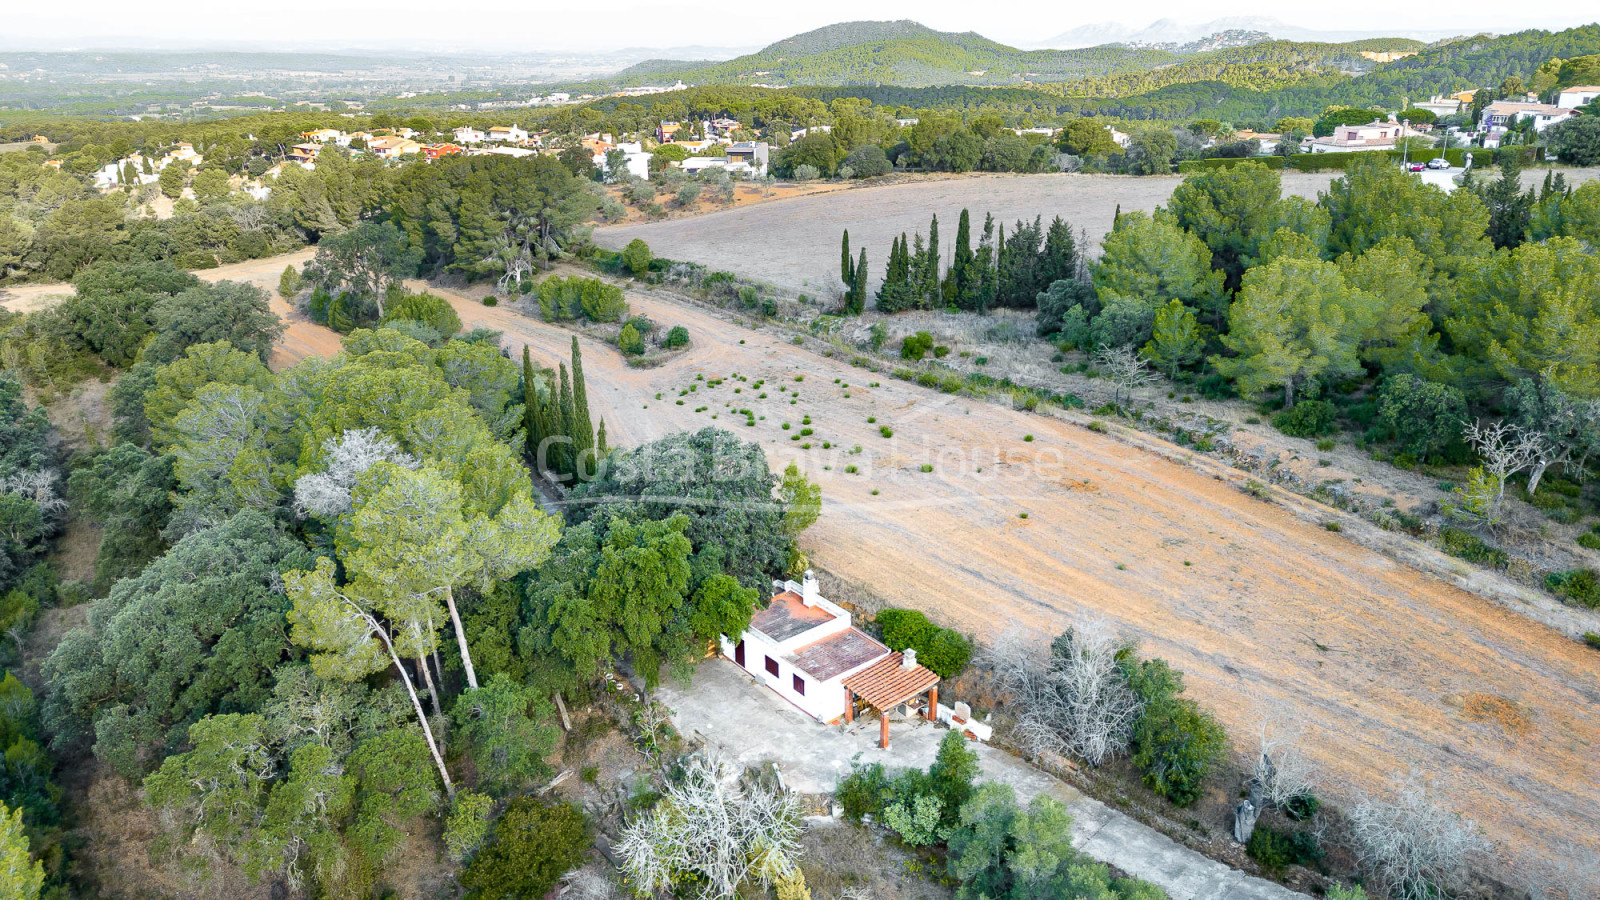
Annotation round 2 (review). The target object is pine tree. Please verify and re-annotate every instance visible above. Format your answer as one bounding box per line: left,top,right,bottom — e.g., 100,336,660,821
556,363,576,478
570,337,594,470
846,248,868,315
840,229,854,287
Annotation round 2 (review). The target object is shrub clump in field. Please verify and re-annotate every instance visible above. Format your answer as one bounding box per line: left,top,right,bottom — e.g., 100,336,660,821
900,331,935,360
1546,568,1600,608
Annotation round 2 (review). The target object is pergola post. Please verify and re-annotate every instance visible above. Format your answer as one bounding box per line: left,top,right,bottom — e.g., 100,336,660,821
879,709,890,749
844,688,854,723
926,686,938,722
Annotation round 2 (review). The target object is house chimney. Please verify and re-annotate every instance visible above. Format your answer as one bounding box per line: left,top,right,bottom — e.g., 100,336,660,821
902,648,917,670
801,570,819,607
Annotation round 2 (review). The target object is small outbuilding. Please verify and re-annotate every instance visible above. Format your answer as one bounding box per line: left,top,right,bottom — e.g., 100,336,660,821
720,571,940,746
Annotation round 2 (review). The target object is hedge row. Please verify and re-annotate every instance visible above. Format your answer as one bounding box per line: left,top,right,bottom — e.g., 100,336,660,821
875,608,973,678
1175,146,1533,174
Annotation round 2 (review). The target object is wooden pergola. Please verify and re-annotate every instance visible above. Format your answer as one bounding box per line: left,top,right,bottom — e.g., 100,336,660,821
842,652,941,749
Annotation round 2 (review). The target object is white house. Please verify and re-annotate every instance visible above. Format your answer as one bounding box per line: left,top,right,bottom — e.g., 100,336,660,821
1306,120,1427,153
454,126,486,144
487,125,528,143
1482,102,1577,132
1557,85,1600,109
720,572,899,723
1413,95,1463,118
725,141,769,175
600,141,652,180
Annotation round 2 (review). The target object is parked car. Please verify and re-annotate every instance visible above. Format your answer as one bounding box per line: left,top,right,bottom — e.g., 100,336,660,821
1426,157,1450,170
1407,162,1426,172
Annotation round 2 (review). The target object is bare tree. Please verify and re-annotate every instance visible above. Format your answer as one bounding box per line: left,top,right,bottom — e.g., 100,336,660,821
1095,344,1159,409
1253,719,1317,809
1450,420,1541,528
293,428,419,518
1347,778,1486,900
1507,376,1600,496
988,621,1142,767
616,753,804,900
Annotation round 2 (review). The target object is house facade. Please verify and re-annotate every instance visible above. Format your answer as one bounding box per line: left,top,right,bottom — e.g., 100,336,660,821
719,572,893,723
1556,86,1600,109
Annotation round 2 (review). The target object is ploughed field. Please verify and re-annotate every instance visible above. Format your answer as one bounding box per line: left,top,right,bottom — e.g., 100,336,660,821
422,280,1596,889
592,168,1600,300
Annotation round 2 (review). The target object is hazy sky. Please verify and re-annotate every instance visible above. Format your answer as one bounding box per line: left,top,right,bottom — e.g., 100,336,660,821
5,2,1598,52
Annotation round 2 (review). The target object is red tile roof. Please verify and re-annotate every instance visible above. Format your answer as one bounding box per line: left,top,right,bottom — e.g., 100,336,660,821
749,590,835,642
785,627,889,681
844,652,941,711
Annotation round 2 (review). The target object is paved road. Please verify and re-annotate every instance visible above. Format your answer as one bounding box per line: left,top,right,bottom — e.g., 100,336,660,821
661,659,1306,900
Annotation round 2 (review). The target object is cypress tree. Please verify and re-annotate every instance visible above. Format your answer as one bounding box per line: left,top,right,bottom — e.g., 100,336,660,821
556,363,576,478
974,213,997,314
522,346,541,464
596,418,609,456
1039,216,1078,292
570,336,594,463
840,229,854,287
847,248,868,315
924,214,941,307
948,208,975,310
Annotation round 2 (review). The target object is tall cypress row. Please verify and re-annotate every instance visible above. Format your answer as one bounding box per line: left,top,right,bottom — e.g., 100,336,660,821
570,336,594,465
522,345,541,465
847,247,868,315
557,363,576,478
948,208,974,309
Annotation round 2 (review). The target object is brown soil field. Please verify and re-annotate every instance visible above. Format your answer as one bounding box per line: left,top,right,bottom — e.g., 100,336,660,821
417,281,1597,892
593,168,1600,299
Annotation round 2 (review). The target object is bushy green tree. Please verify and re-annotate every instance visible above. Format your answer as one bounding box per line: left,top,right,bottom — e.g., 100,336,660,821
1378,375,1468,459
66,443,176,591
461,798,588,900
1166,162,1282,288
1141,299,1204,377
1213,256,1369,406
381,291,462,337
0,801,44,900
42,511,313,776
1093,212,1225,345
143,281,285,366
450,673,557,795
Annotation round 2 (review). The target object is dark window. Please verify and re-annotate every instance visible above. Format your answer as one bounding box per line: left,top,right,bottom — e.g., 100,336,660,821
765,656,779,677
792,674,805,695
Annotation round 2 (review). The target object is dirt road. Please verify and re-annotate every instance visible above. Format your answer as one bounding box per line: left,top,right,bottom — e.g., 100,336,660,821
593,168,1600,299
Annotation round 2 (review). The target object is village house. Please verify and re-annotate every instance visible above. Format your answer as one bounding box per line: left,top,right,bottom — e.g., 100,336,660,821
1230,130,1282,154
656,121,683,142
1557,85,1600,109
704,117,743,138
1412,95,1463,117
1482,101,1578,131
453,126,486,144
288,143,321,165
595,141,652,180
367,136,424,159
299,128,343,143
1305,120,1428,153
422,143,463,159
487,124,529,143
724,141,770,174
719,572,943,749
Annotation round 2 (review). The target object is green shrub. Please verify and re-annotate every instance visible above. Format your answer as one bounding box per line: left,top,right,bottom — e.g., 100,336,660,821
879,426,894,438
1246,824,1322,875
1123,656,1226,808
1440,527,1509,570
382,291,463,337
1577,527,1600,551
663,326,690,349
836,761,891,822
620,238,652,276
618,323,646,355
901,331,935,360
1545,568,1600,608
538,275,627,322
482,295,498,306
460,798,588,900
876,608,973,678
1271,400,1338,438
1378,375,1467,460
444,792,495,864
1585,632,1600,650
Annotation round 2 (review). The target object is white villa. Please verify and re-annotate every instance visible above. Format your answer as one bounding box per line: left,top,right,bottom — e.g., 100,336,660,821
1557,86,1600,109
720,572,942,747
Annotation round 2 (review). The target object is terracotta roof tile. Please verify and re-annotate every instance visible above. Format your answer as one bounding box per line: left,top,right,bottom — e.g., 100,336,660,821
844,652,941,710
749,591,836,642
785,627,889,681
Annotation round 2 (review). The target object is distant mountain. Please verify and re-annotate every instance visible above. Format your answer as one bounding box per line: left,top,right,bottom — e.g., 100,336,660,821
1131,30,1275,53
1035,17,1471,49
605,20,1180,88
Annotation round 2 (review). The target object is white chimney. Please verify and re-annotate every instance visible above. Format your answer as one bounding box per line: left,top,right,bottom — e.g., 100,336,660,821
801,570,819,607
902,648,917,670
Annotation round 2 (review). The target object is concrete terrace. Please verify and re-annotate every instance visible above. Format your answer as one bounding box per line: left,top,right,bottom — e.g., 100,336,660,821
659,659,1307,900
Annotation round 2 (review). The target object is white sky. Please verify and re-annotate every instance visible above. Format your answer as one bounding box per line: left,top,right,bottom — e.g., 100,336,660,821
4,3,1598,53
